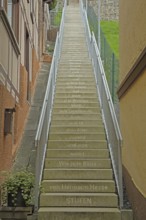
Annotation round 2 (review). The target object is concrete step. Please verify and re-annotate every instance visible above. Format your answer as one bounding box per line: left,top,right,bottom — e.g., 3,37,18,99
51,114,102,121
43,169,113,180
54,93,97,99
56,71,93,75
48,133,106,141
63,37,86,40
58,68,93,72
54,94,97,99
61,49,88,53
51,119,103,126
56,77,94,82
46,149,109,158
45,159,111,169
61,50,88,53
57,74,94,78
62,45,87,48
53,98,99,103
53,102,100,108
59,61,91,64
39,193,118,207
59,60,90,63
60,54,89,58
55,85,97,90
57,69,92,73
60,54,88,58
38,207,121,220
41,180,115,193
60,55,89,59
58,64,92,68
62,42,86,45
52,108,101,114
50,126,104,133
47,140,107,149
56,82,96,87
59,57,90,60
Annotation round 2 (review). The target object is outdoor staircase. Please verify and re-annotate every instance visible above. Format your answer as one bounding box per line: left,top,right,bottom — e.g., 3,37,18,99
38,2,132,220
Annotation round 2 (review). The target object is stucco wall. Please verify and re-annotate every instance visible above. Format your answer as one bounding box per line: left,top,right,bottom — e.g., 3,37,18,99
120,0,146,200
120,70,146,197
120,0,146,81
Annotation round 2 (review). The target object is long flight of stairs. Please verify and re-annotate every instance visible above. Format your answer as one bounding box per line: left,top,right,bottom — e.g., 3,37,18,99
38,2,132,220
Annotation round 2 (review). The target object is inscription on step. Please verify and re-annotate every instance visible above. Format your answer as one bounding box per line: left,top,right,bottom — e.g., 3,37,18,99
58,95,95,99
58,161,100,167
65,128,90,132
48,184,108,192
56,110,98,114
66,197,92,206
60,99,93,103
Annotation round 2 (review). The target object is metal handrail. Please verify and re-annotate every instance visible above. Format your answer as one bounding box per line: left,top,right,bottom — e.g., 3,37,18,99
34,0,67,211
80,0,123,208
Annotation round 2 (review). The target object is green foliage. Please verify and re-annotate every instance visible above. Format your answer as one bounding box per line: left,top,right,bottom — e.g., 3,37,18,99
54,10,62,26
49,0,57,10
1,170,34,206
100,21,119,58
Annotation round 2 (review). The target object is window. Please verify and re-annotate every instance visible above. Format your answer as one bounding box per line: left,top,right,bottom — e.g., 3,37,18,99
4,108,15,135
12,0,19,41
7,0,19,41
7,0,12,26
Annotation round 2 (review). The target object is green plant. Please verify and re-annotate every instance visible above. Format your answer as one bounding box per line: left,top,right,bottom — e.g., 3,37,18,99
49,0,57,10
54,10,62,26
101,20,119,58
1,170,34,207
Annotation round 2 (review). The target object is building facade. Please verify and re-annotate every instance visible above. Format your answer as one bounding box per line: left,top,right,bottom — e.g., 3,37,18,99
0,0,50,172
118,0,146,219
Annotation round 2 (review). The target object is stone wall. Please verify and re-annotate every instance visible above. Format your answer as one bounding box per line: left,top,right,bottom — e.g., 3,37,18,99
89,0,119,20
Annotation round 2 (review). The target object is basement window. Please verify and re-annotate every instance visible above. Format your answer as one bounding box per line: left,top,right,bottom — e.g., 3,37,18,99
4,109,15,135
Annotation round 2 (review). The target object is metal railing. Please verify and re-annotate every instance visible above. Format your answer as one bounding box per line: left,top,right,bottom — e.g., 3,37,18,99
34,0,67,211
87,4,119,104
80,0,123,208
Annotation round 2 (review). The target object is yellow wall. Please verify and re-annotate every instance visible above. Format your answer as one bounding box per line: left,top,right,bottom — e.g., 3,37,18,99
120,0,146,81
120,71,146,197
120,0,146,197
